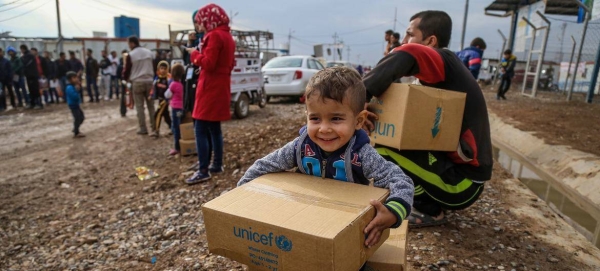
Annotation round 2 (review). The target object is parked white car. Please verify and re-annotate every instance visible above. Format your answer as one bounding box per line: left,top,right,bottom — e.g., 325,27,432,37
262,56,324,100
326,61,355,69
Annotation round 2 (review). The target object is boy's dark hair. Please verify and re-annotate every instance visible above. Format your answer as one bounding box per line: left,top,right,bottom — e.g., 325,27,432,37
305,66,366,114
31,47,38,52
504,49,512,55
59,52,65,57
158,62,168,68
69,50,75,55
87,48,93,53
128,36,140,46
393,32,400,40
410,10,452,48
20,44,28,50
470,37,487,50
385,29,394,35
121,49,127,54
171,64,185,82
66,71,78,81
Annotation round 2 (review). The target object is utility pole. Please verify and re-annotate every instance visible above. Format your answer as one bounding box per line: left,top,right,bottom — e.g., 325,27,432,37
332,32,338,61
55,0,63,53
558,22,567,63
287,29,293,55
394,7,397,31
460,0,469,50
347,46,351,62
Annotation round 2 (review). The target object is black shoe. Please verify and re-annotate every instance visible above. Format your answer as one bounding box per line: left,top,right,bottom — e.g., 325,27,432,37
501,95,507,100
209,165,224,174
137,130,148,135
185,170,211,185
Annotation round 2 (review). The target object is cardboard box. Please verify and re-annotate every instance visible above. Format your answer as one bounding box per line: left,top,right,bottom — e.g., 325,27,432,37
180,122,195,140
364,221,408,271
368,83,466,151
202,173,391,271
179,139,196,156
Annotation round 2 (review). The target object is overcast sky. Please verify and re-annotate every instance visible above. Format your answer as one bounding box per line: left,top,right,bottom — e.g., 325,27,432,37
0,0,595,65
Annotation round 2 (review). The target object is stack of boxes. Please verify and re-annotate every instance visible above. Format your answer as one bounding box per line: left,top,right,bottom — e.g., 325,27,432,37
179,113,196,156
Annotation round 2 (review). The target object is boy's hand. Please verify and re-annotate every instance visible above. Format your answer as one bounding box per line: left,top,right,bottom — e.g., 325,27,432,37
362,103,378,135
364,200,397,247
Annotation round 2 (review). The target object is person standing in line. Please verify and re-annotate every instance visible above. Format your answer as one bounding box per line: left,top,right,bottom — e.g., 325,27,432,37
6,46,26,107
389,32,401,52
65,71,86,138
165,64,185,155
55,52,71,103
185,4,235,184
456,37,487,80
0,48,15,111
117,50,128,117
85,49,100,103
497,49,517,100
43,51,59,104
20,45,42,109
122,36,158,137
384,29,394,56
110,51,119,99
68,51,85,102
99,50,113,100
31,48,49,106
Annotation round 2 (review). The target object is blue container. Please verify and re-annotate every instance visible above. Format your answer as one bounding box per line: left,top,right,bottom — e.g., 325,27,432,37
114,16,140,38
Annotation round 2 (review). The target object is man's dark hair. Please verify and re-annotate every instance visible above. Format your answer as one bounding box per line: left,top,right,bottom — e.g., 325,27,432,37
305,66,366,114
393,32,400,40
87,48,93,53
20,44,28,51
31,47,38,52
69,50,75,55
110,50,116,54
470,37,487,50
66,71,78,81
504,49,512,55
385,29,394,35
60,52,65,57
410,10,452,48
128,36,140,46
121,49,128,54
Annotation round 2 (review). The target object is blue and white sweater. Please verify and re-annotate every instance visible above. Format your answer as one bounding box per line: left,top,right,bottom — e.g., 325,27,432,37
238,127,414,227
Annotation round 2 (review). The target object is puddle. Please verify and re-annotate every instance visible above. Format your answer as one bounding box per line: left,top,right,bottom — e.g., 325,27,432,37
493,146,600,248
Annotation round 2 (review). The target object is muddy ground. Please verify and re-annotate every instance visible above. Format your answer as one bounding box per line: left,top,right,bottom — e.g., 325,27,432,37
483,86,600,157
0,99,598,271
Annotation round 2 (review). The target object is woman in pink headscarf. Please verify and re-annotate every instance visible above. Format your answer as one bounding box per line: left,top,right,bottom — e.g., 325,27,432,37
185,3,235,184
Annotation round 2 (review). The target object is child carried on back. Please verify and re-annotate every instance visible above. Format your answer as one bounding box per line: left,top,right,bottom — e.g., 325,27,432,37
238,66,414,253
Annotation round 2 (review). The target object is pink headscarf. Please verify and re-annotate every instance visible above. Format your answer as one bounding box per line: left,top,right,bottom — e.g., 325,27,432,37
194,3,230,32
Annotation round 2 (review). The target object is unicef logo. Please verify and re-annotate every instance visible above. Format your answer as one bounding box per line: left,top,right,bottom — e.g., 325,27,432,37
275,235,293,252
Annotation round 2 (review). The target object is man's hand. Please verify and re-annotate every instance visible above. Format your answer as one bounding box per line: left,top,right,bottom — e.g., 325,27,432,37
364,200,397,247
362,103,378,135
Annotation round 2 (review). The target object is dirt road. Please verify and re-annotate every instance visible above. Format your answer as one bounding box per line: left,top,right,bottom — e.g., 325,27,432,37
0,101,598,270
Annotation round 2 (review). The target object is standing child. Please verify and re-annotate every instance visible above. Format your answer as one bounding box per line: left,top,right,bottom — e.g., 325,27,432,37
152,61,172,133
165,64,185,155
65,71,85,138
238,67,414,255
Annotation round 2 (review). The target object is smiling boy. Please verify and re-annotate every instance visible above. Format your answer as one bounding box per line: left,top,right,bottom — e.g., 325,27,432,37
238,67,414,250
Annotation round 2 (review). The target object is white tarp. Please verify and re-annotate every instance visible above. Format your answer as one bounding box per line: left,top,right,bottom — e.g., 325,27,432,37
592,0,600,21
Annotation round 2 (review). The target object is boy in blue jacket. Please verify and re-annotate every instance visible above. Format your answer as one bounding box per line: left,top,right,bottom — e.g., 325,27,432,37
65,71,85,138
238,67,414,251
456,37,486,79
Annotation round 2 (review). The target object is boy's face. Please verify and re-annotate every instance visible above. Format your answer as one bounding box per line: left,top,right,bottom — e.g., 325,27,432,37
305,94,366,153
503,53,510,59
69,77,80,85
158,66,168,75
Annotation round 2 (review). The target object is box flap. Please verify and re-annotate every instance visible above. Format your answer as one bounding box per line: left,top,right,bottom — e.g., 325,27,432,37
203,173,389,239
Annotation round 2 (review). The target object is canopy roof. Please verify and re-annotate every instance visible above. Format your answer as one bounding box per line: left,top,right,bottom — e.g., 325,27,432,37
485,0,581,16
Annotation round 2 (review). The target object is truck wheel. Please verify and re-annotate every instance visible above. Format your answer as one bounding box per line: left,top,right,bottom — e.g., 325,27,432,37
235,93,250,119
258,89,267,108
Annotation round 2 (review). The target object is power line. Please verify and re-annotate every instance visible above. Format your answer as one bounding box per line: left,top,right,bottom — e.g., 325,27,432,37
86,0,189,28
64,8,88,36
0,0,51,23
0,0,24,8
339,21,393,35
0,0,33,13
